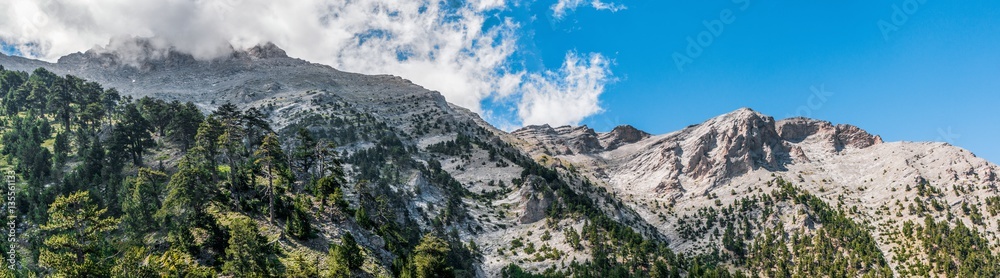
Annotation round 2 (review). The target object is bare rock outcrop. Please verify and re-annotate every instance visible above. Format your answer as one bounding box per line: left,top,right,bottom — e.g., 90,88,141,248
679,108,786,181
600,125,650,150
776,117,882,152
513,124,603,155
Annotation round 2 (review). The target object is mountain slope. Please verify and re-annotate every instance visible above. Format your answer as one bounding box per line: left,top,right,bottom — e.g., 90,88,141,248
514,107,1000,276
1,40,679,277
3,40,998,277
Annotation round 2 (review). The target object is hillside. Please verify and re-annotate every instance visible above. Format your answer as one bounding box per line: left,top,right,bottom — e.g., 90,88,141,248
1,40,998,277
514,108,1000,276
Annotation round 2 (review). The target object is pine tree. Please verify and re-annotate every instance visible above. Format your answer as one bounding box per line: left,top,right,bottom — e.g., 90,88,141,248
223,217,280,277
152,248,216,278
112,102,155,165
291,128,317,186
336,232,363,269
408,235,453,278
47,77,74,131
137,97,172,137
157,156,212,251
255,132,289,223
39,191,119,277
284,251,319,278
52,131,69,167
110,247,157,278
121,168,167,240
166,101,204,151
286,196,313,239
322,248,351,278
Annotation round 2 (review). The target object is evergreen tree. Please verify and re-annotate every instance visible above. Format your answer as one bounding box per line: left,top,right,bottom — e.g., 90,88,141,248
47,77,74,131
52,131,69,168
157,156,212,251
223,217,281,277
335,232,363,269
153,248,216,278
137,96,172,136
291,128,317,185
167,101,204,151
39,191,119,277
255,132,290,223
112,102,155,165
110,247,157,278
286,196,313,239
316,140,344,184
322,247,351,278
407,235,453,278
121,168,167,240
284,251,319,278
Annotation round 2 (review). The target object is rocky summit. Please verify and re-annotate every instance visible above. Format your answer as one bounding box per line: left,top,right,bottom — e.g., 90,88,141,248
1,40,998,277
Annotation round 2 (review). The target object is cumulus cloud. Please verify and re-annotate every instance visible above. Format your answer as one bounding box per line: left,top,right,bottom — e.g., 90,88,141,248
0,0,613,128
552,0,627,19
518,52,612,126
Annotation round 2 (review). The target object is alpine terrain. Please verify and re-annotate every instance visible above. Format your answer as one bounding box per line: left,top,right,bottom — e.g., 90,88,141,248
0,39,997,277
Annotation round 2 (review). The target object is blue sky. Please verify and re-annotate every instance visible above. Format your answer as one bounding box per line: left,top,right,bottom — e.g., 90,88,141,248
485,0,1000,163
2,0,997,163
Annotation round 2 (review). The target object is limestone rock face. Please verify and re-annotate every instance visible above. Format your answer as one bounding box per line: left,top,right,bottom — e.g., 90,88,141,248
600,125,650,150
510,106,1000,275
518,178,553,224
512,124,603,155
678,108,786,181
776,117,882,152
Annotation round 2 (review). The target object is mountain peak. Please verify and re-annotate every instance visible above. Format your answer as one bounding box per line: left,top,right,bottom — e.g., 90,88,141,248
706,107,769,124
601,125,651,150
56,37,291,70
244,42,288,59
513,124,554,134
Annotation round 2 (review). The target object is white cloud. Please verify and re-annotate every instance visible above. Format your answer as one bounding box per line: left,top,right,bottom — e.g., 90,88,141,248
518,52,613,126
552,0,627,20
0,0,613,128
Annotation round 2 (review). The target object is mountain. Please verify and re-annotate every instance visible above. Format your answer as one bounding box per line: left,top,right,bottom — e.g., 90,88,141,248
1,40,998,277
515,107,1000,276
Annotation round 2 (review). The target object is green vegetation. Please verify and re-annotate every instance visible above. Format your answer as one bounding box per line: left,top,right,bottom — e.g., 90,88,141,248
895,216,999,276
39,191,119,277
1,66,995,277
744,178,892,277
0,67,486,277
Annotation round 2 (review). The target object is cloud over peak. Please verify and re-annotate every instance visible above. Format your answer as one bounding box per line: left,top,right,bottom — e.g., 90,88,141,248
1,0,614,128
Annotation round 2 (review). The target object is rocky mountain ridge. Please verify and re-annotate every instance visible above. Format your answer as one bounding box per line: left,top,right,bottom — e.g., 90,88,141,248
3,40,998,277
514,107,999,275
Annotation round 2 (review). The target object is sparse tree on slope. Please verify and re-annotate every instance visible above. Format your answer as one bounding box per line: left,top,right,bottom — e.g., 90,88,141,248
255,132,290,223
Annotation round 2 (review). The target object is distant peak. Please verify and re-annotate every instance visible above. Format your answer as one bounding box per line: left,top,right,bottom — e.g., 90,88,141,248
607,125,650,140
244,42,287,59
691,107,774,135
721,107,765,119
63,36,197,70
85,36,172,60
601,125,650,150
59,37,291,69
518,124,553,131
